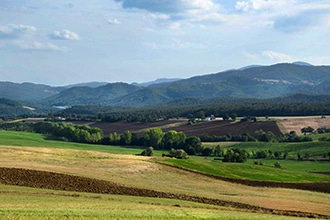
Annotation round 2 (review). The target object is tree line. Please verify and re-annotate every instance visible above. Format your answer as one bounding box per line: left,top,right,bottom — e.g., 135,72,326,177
59,101,330,123
1,121,329,159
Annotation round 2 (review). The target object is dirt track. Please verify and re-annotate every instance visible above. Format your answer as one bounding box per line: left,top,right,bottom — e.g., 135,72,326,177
0,167,328,219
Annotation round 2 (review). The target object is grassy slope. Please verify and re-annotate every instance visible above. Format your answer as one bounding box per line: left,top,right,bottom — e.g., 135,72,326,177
0,130,330,218
162,157,330,182
0,185,309,220
0,130,152,155
227,140,330,158
1,130,329,183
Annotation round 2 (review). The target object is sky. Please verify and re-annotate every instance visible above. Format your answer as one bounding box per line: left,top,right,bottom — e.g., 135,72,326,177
1,0,330,86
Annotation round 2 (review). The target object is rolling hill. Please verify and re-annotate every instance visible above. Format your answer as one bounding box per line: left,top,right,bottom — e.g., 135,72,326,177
1,62,330,107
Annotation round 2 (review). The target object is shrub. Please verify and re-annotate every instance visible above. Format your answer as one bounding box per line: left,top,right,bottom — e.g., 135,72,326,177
274,161,282,168
140,146,154,156
168,148,188,159
222,148,247,163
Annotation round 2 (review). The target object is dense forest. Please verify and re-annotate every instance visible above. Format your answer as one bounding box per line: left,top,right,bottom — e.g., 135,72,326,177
60,100,330,123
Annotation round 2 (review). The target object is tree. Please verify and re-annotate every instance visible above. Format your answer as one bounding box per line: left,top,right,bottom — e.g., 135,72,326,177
202,147,213,156
214,145,221,157
184,136,202,155
301,126,314,135
222,114,230,121
230,113,237,121
274,151,282,159
223,148,247,163
109,132,121,145
121,130,132,145
144,128,164,149
163,130,186,150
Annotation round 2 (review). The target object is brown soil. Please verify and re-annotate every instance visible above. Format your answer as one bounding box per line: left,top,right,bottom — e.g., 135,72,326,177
86,119,282,137
0,167,328,219
87,119,188,135
163,120,282,137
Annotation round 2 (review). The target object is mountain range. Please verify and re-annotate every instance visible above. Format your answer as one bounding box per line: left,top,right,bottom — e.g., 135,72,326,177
1,62,330,108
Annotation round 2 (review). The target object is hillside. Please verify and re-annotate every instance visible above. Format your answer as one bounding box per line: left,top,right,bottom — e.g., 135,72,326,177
1,63,330,107
0,132,329,218
47,63,330,106
0,98,35,116
0,82,64,101
42,83,141,106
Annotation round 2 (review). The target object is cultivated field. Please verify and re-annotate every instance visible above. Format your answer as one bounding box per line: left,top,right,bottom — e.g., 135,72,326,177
0,131,329,219
275,116,330,135
87,119,282,137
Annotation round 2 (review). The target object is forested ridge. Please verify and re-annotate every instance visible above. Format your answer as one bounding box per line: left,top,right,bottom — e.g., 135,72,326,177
1,63,330,108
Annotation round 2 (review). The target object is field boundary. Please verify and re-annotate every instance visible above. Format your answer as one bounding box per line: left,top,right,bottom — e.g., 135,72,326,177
0,167,328,219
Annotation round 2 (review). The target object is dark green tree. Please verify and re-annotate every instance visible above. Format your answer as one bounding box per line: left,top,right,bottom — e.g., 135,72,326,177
144,128,164,149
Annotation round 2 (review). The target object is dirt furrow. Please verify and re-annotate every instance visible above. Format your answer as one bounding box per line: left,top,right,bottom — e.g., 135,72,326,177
0,167,328,219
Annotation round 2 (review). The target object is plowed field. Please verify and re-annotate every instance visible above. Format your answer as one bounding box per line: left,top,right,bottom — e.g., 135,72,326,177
0,167,328,219
86,119,282,137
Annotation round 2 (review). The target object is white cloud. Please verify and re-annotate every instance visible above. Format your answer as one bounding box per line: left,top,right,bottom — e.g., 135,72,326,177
50,29,80,40
0,24,37,39
149,13,170,21
14,41,68,52
273,7,330,32
242,50,258,59
116,0,223,22
115,0,184,13
262,50,292,61
144,38,208,50
169,22,181,31
235,0,296,12
184,0,216,11
31,41,66,51
108,18,121,25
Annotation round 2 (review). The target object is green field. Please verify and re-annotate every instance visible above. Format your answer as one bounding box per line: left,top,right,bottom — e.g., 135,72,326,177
0,185,312,220
0,130,156,155
225,141,330,159
1,130,329,182
0,130,329,219
161,157,330,182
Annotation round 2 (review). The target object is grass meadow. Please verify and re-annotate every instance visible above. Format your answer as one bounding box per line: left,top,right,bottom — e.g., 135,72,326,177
0,130,329,219
0,185,312,220
162,157,330,182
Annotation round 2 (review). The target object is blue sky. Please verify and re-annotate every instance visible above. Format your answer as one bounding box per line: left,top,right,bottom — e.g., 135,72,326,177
1,0,330,86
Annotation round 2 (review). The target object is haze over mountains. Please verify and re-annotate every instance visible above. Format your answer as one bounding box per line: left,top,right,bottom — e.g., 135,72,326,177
1,62,330,108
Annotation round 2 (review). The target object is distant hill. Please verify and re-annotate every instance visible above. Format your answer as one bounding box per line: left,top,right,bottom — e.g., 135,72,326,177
64,82,109,89
42,82,141,106
292,61,313,66
1,63,330,107
134,78,182,87
0,98,35,116
0,82,64,101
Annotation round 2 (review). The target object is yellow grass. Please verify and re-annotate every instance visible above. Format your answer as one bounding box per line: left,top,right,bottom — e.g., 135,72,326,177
273,116,330,134
0,145,329,216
